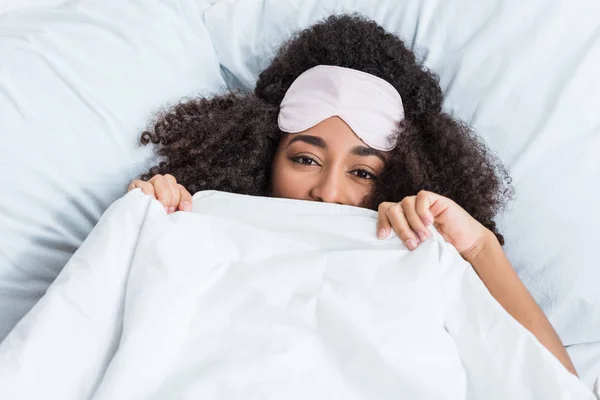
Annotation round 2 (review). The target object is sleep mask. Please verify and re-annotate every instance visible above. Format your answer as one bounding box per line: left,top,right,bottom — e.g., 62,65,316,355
277,65,405,151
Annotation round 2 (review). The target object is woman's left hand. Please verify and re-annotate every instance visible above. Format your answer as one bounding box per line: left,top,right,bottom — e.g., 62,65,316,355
377,190,490,260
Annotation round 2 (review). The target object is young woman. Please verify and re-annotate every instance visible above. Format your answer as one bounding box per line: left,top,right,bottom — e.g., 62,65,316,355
128,14,577,375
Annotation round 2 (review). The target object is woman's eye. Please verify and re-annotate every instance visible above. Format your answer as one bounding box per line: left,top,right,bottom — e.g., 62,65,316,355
291,156,318,166
352,169,377,180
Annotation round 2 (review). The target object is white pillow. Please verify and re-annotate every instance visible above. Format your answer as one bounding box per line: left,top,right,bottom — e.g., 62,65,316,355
204,0,600,347
0,0,226,340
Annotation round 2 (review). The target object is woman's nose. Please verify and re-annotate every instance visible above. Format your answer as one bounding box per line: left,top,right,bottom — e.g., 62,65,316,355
309,170,347,205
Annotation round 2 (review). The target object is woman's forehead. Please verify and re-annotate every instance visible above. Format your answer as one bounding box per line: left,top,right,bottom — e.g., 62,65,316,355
290,116,365,148
282,117,388,163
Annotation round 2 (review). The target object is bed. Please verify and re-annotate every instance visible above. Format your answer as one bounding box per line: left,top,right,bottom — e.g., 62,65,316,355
1,0,598,396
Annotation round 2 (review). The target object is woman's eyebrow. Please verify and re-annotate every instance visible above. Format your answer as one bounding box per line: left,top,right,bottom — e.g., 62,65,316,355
350,146,386,163
286,135,328,149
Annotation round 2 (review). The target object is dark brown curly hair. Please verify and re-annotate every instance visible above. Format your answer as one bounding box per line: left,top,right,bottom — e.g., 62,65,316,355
139,14,512,243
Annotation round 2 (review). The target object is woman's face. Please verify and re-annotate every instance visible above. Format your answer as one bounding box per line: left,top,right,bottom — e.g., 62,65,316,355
270,116,387,207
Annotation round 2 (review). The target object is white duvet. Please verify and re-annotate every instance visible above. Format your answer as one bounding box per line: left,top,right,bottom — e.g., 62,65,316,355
0,190,594,399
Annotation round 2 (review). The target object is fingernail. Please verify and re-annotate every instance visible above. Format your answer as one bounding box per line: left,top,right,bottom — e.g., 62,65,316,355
168,207,176,214
182,201,192,212
405,239,418,250
418,231,428,242
164,206,169,213
378,228,387,239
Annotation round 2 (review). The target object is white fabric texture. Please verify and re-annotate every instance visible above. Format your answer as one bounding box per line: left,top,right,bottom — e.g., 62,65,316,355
278,65,404,151
0,190,594,400
0,0,226,340
203,0,600,350
0,0,68,16
568,342,600,390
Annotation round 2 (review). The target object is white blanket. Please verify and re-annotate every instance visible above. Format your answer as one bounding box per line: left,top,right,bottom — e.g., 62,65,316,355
0,190,594,399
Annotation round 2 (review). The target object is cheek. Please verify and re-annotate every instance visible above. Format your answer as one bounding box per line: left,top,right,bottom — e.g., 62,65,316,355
270,156,310,199
355,184,377,209
348,185,373,207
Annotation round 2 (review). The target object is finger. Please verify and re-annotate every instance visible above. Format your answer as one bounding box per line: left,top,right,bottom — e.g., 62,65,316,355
177,184,194,212
163,174,180,213
385,204,419,250
425,191,453,219
376,202,394,239
148,175,172,210
129,180,155,196
435,226,452,243
401,196,430,243
415,190,435,226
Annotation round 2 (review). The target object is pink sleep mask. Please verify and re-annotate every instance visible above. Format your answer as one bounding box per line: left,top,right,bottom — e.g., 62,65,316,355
277,65,405,151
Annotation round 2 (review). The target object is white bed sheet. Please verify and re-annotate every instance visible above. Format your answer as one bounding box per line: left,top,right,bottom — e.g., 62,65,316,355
568,342,600,391
0,0,68,15
0,190,594,399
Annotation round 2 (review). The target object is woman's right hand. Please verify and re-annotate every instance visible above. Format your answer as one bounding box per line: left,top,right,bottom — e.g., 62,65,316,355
128,174,193,214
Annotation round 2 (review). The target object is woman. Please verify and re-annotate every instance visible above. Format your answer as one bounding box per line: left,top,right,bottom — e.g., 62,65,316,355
128,15,577,375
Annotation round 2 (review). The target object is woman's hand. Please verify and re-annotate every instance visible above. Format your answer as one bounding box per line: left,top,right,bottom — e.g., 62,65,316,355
128,174,193,214
379,192,579,375
377,190,490,262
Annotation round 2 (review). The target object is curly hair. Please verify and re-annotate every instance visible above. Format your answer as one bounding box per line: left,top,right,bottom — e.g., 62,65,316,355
139,14,512,243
